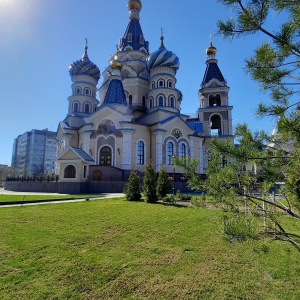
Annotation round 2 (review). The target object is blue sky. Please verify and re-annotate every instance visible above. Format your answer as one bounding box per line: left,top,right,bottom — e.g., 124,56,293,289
0,0,276,166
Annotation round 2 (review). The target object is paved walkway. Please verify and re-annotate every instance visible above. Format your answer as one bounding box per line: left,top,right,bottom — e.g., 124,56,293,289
0,188,125,208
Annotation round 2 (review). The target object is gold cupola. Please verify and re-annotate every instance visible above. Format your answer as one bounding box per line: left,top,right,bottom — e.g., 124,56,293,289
206,41,217,57
128,0,142,11
110,55,122,70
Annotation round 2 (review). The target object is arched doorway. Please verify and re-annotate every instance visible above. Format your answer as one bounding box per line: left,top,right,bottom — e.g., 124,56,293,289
100,146,112,166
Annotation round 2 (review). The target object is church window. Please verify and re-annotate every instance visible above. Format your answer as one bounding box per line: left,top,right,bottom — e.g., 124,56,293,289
149,98,153,108
74,103,79,112
168,80,172,88
167,142,174,165
137,141,145,165
83,166,87,179
128,33,132,43
129,95,133,106
179,143,186,159
159,80,165,87
76,87,81,94
170,97,174,107
151,81,155,89
92,90,96,97
64,165,76,178
159,96,164,106
85,88,90,95
85,103,90,113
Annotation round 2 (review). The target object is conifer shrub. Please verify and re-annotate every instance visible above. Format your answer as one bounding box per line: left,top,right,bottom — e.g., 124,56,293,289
143,161,158,203
157,165,171,199
124,169,141,201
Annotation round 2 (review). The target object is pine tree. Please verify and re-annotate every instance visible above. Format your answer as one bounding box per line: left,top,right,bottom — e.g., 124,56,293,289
157,165,171,199
143,161,158,203
124,169,141,202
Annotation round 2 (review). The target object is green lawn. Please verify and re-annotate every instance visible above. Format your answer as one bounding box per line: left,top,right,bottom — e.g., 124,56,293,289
0,194,104,203
0,198,299,299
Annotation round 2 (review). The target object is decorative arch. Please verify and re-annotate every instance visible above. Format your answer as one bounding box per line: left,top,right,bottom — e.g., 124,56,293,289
84,102,90,113
76,87,82,95
149,97,154,108
84,87,91,96
167,80,173,88
157,94,165,107
169,96,175,107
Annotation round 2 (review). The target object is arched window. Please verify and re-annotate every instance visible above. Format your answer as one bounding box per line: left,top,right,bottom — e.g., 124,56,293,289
159,96,164,106
167,142,174,165
129,95,133,106
170,97,174,107
149,98,153,108
76,87,81,94
92,90,96,97
168,81,172,88
85,103,90,113
159,80,164,87
74,103,79,112
179,143,186,159
137,141,145,165
64,165,76,178
151,81,155,89
85,88,90,95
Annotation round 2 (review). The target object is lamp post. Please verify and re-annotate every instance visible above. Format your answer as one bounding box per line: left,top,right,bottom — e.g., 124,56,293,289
172,155,176,195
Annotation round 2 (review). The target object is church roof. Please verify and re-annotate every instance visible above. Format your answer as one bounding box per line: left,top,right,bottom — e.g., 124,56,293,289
103,79,127,105
202,61,225,84
70,147,94,162
186,120,204,134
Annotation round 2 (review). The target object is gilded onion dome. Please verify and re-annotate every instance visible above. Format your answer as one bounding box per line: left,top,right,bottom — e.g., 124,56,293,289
128,0,142,11
110,54,122,70
206,41,217,56
69,42,100,82
146,35,180,72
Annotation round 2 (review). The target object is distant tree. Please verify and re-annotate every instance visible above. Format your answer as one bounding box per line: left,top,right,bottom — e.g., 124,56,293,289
176,0,300,250
124,170,141,201
157,165,171,199
143,161,158,203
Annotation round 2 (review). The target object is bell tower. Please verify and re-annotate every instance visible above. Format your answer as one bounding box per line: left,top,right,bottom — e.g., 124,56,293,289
198,42,233,138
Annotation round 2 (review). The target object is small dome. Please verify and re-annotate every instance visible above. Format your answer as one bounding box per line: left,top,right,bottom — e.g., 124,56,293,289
206,42,217,56
110,55,122,70
69,45,100,82
146,36,180,72
128,0,142,11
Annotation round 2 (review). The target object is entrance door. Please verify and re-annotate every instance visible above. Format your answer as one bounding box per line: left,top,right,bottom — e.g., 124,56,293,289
100,146,112,166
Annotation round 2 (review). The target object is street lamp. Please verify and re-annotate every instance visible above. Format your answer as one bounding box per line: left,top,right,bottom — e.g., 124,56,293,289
172,155,176,195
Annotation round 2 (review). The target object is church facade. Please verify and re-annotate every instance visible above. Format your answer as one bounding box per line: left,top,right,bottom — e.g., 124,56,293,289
56,0,233,183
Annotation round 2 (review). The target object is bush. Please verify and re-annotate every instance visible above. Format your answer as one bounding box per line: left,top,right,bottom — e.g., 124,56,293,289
124,170,141,201
143,161,158,203
157,165,171,199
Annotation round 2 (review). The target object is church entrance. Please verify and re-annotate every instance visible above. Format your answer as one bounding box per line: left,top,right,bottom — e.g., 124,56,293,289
100,146,112,166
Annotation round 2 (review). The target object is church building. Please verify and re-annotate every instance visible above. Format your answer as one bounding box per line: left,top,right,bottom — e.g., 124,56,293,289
56,0,233,183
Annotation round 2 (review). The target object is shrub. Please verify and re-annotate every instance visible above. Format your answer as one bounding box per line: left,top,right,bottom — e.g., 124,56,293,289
157,165,171,199
143,161,158,203
124,170,141,201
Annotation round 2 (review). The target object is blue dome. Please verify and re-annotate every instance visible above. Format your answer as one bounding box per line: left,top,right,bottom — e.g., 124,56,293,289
69,46,100,82
146,38,180,72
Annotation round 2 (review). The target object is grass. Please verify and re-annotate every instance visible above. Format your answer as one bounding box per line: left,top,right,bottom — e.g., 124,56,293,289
0,194,104,203
0,198,299,299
